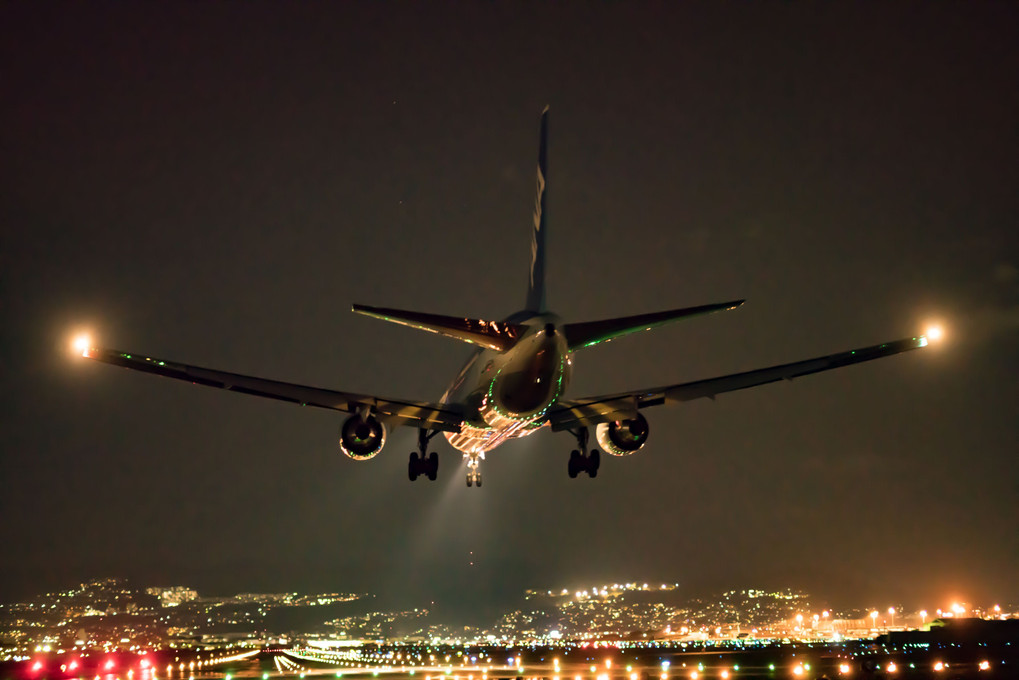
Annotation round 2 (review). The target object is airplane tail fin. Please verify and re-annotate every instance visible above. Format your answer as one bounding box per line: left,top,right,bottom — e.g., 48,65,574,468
525,106,549,313
564,300,745,350
352,304,525,352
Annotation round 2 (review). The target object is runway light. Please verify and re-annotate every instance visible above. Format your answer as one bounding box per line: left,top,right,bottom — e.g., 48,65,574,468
979,660,990,671
887,662,897,673
933,661,944,672
839,663,851,674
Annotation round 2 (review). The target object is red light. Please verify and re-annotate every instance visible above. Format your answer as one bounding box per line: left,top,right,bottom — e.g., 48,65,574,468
70,661,80,670
32,661,44,672
105,660,116,670
140,660,150,669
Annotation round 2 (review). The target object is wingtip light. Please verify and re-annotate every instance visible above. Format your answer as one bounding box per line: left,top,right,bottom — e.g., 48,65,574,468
926,325,944,342
72,334,92,358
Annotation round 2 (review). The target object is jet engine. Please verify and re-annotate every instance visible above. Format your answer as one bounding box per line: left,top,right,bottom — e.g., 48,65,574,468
595,413,649,456
339,413,387,460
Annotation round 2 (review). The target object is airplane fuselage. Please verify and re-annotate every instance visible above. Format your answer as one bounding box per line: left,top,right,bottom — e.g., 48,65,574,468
442,312,571,457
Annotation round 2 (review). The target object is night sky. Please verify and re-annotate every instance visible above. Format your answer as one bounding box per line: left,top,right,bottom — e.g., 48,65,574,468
2,3,1016,622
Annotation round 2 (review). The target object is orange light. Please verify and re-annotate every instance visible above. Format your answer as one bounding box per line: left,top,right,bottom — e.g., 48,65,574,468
72,334,92,357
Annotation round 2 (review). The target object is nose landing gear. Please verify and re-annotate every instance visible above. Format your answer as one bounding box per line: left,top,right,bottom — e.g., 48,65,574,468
566,426,600,478
465,453,483,487
408,429,439,482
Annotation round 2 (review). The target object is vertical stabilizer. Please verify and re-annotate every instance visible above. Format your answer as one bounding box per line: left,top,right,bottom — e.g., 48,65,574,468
525,106,549,313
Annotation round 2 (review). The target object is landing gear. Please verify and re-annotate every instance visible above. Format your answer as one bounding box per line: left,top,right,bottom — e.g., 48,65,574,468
567,427,600,478
408,429,439,482
465,452,483,488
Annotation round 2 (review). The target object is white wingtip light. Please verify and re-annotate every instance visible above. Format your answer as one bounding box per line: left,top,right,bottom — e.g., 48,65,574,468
925,325,944,342
72,334,92,358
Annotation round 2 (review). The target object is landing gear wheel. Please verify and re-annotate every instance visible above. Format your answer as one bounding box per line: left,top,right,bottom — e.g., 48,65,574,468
568,450,580,478
408,452,420,482
475,471,482,487
410,428,440,482
588,448,601,478
466,470,474,487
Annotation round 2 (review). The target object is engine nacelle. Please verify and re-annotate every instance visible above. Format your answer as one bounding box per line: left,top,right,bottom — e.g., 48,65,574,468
595,413,649,457
339,413,387,460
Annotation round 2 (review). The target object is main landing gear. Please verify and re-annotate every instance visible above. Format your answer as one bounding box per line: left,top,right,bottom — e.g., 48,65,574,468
567,426,600,479
408,429,439,482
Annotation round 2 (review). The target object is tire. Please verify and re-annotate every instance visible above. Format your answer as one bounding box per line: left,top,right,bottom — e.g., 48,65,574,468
476,472,482,487
466,471,473,487
427,451,438,481
589,448,601,472
408,452,419,482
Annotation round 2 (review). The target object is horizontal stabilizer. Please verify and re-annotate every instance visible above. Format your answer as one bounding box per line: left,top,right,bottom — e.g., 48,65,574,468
352,304,526,352
564,299,744,350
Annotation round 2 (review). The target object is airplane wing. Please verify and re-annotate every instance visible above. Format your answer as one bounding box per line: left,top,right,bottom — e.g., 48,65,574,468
80,346,464,433
548,335,929,431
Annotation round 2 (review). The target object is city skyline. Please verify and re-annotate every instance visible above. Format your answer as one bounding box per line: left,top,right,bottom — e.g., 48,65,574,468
2,2,1016,616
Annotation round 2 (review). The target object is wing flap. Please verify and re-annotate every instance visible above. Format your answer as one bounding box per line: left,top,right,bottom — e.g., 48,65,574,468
84,347,463,433
550,335,928,428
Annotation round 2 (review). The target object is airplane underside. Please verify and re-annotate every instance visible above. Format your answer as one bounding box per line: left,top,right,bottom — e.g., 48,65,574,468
73,108,937,490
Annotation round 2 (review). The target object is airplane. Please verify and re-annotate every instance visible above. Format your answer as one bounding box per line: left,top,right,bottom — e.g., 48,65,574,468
72,107,939,487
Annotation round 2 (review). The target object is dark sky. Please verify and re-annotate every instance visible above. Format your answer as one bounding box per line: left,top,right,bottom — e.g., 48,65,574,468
2,3,1017,622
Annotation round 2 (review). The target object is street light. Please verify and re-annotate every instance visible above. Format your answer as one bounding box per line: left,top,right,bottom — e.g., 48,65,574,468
920,610,927,627
888,607,896,628
870,611,879,629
